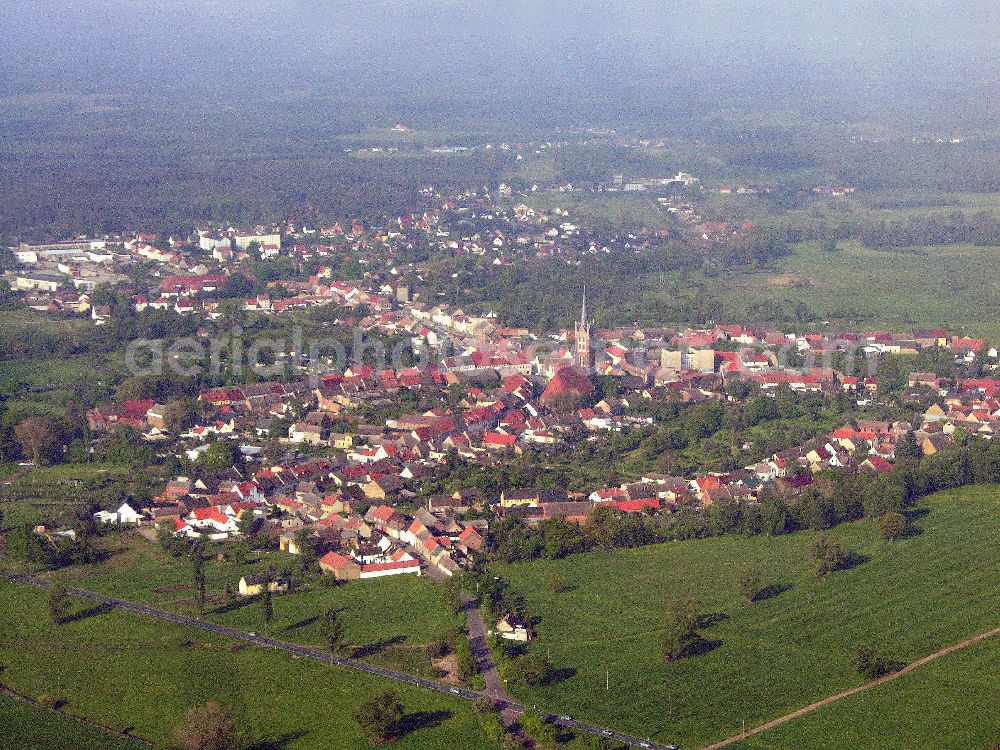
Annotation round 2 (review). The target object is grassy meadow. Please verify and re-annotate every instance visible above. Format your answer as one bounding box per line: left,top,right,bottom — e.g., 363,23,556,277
0,579,496,750
731,634,1000,750
43,534,461,679
0,692,147,750
668,239,1000,339
496,485,1000,748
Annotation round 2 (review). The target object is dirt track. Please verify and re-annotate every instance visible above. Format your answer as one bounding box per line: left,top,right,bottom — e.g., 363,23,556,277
699,623,1000,749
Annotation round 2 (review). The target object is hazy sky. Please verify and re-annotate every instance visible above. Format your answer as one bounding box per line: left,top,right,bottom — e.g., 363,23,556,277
3,1,997,125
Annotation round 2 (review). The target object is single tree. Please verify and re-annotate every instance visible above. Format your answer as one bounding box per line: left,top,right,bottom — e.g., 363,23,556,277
660,597,702,662
197,440,241,475
163,397,199,434
48,582,71,625
878,511,910,541
113,375,147,403
354,690,404,743
455,638,478,681
809,535,854,577
895,430,922,461
510,654,551,687
14,416,62,466
439,577,464,615
191,548,207,618
294,528,317,574
174,701,241,750
738,565,764,603
261,574,274,635
222,272,256,298
319,605,345,655
519,707,560,749
236,509,258,538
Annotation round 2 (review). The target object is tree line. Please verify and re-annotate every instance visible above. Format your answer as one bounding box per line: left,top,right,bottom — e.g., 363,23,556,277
483,434,1000,564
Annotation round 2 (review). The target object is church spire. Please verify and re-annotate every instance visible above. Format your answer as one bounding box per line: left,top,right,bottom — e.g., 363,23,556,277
575,287,591,369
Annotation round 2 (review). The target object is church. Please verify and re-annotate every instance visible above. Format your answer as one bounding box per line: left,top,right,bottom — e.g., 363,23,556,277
574,287,592,369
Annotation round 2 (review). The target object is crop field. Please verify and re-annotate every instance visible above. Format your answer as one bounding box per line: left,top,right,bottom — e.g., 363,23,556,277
496,485,1000,749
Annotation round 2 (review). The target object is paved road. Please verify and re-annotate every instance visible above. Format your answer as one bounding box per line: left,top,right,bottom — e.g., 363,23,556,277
461,593,506,699
3,572,674,750
460,592,528,737
3,571,479,700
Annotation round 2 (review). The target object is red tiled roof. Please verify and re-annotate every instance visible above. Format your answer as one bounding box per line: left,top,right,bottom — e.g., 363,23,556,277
484,432,518,446
361,559,420,574
319,551,354,569
192,507,229,524
610,499,661,513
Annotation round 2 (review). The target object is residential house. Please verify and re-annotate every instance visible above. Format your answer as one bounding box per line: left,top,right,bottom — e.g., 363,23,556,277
238,574,291,596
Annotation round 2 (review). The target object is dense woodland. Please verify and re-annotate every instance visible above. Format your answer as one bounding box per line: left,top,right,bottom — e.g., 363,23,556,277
6,93,1000,243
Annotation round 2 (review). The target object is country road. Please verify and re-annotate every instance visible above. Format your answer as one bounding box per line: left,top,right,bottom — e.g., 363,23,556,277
460,591,527,737
2,571,674,750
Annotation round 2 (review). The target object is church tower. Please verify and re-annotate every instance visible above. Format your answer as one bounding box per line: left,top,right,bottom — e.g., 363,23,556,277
574,287,591,369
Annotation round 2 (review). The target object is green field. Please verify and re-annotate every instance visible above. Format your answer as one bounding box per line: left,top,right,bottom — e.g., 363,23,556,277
519,191,669,230
0,464,153,528
0,579,495,750
680,240,1000,338
731,634,1000,750
0,692,146,750
496,485,1000,748
46,534,461,679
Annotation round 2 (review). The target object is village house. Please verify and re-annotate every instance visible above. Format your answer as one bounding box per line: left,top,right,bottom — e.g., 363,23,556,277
496,613,533,642
238,574,291,596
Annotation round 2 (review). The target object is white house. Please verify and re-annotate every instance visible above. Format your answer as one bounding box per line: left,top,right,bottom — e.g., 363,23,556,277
358,559,421,579
94,502,144,526
186,507,239,536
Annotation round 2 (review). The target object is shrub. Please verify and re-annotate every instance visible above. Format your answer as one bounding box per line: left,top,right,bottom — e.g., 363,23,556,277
809,535,854,577
660,597,703,661
853,647,899,681
455,638,479,681
878,511,910,540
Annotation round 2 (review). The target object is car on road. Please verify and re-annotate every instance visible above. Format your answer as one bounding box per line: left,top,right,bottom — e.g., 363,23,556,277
449,688,461,695
558,715,572,722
